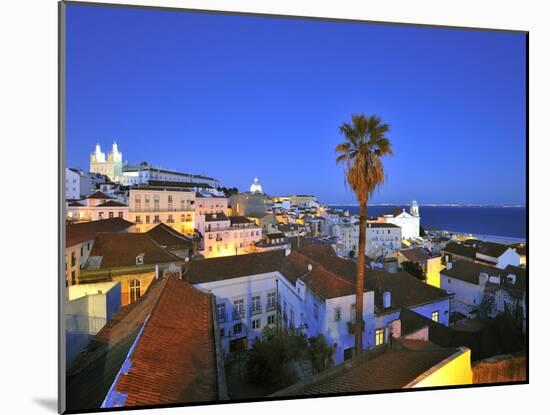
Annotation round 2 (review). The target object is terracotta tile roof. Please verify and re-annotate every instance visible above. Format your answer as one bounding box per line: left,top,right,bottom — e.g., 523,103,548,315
66,278,168,411
397,338,439,350
271,347,459,396
364,271,452,313
367,222,400,228
229,215,255,224
399,247,431,263
146,223,193,250
477,241,510,258
96,200,128,207
86,233,182,269
283,250,357,299
87,191,115,200
205,212,229,222
113,277,218,406
442,242,477,259
68,201,84,207
440,260,503,285
185,251,286,284
66,218,134,248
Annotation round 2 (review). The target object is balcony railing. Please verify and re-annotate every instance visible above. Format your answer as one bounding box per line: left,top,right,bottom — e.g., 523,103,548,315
232,309,246,320
249,305,262,316
266,302,277,312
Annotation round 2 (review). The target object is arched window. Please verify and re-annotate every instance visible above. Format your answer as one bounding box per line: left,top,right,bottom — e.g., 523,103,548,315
130,279,141,303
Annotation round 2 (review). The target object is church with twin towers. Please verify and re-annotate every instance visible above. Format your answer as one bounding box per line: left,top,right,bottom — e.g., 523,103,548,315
89,142,220,188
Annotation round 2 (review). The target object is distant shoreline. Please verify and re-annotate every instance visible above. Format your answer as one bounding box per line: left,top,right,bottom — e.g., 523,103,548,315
326,204,525,208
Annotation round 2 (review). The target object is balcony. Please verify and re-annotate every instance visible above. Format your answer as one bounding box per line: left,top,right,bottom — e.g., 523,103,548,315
347,320,365,335
266,302,277,312
249,305,262,316
232,309,246,320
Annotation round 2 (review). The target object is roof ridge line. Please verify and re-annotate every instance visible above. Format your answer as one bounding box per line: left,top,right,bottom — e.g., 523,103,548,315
291,249,355,288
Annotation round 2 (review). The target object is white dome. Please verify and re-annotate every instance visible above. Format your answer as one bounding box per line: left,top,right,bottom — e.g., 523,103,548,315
250,177,263,194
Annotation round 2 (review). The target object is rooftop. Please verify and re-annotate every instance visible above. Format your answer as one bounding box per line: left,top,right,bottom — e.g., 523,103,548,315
84,233,182,270
111,277,219,407
145,223,193,250
66,218,134,248
86,190,116,200
271,346,460,396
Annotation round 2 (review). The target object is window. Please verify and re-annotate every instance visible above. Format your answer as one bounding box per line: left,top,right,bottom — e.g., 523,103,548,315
431,311,439,323
334,307,341,322
109,211,114,219
233,323,243,334
251,296,261,313
154,215,160,223
234,299,244,316
98,212,104,220
220,328,225,337
145,215,150,224
130,279,141,303
267,314,275,325
252,319,261,330
217,303,226,321
135,215,141,223
118,212,123,219
375,328,385,346
267,292,276,309
70,252,76,267
80,246,83,256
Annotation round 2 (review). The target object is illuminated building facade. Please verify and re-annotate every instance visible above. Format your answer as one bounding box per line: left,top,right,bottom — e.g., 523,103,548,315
90,142,123,183
195,212,262,258
67,191,130,223
129,186,195,235
381,201,421,240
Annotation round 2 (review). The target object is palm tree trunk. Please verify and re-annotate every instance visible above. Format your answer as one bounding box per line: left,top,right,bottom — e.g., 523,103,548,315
355,201,367,356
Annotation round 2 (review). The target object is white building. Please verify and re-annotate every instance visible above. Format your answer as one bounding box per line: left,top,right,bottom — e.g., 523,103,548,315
195,212,262,258
475,242,522,269
90,142,123,183
195,193,228,215
332,221,359,257
185,244,453,364
366,223,402,257
440,260,503,309
67,191,130,223
120,161,220,188
381,201,420,240
332,221,402,258
65,168,93,200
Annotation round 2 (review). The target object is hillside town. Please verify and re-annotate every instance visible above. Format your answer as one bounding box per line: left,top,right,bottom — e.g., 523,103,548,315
64,143,527,410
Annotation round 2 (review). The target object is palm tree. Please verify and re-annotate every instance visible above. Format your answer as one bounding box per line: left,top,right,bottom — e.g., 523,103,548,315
335,114,392,356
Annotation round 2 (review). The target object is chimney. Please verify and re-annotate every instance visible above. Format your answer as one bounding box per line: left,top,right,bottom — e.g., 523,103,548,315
155,264,160,279
383,291,392,309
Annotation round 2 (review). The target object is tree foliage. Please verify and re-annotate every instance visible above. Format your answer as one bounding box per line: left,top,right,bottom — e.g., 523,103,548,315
308,334,334,373
335,113,392,355
246,324,308,388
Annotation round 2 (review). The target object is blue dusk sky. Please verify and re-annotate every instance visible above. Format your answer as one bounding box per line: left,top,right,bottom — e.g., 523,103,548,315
65,4,526,206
